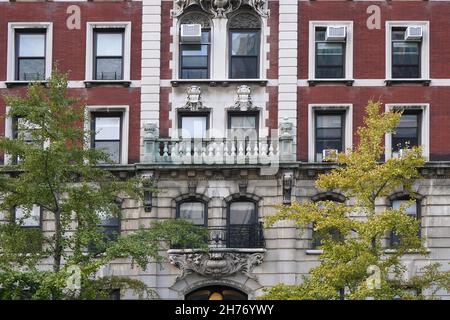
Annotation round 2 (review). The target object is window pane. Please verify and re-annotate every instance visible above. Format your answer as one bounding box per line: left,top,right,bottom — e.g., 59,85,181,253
15,205,40,227
392,200,417,217
181,56,208,68
18,59,45,80
317,128,342,139
181,116,207,139
179,202,205,226
230,116,256,129
231,32,258,56
230,56,258,78
95,117,121,140
181,69,208,79
96,32,123,56
18,33,45,57
96,58,123,80
398,114,418,128
95,141,120,163
229,202,255,225
315,29,326,41
317,115,342,128
181,44,208,56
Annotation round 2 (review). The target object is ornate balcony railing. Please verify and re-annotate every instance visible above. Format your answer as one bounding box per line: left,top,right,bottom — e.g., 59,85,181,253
142,120,295,165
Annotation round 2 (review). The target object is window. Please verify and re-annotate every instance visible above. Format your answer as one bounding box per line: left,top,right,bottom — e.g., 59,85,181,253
11,117,41,164
309,22,353,81
385,104,429,160
390,198,421,246
7,23,52,82
177,201,207,226
228,112,259,139
311,196,345,249
13,205,41,228
228,12,261,79
91,112,122,163
392,110,421,156
315,112,345,162
89,210,120,253
178,113,209,139
94,29,124,80
15,30,46,81
391,28,421,79
227,200,263,248
386,22,429,80
315,27,345,79
86,23,131,82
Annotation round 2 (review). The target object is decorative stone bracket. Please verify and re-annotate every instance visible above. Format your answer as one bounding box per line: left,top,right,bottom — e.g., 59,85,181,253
168,248,265,280
172,0,269,18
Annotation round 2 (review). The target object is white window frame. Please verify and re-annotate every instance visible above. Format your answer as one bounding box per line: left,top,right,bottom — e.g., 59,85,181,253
85,105,130,165
7,22,53,83
308,104,353,163
85,22,132,82
385,21,430,81
308,21,353,81
384,103,430,160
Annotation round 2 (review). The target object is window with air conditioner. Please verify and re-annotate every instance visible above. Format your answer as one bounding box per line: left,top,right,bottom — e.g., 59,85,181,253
392,110,421,158
315,112,345,162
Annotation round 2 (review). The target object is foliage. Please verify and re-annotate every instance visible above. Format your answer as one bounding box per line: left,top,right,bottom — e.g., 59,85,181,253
261,101,450,300
0,70,207,300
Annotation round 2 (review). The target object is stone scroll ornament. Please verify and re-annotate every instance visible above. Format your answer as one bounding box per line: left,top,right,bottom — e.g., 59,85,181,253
169,251,264,279
172,0,269,18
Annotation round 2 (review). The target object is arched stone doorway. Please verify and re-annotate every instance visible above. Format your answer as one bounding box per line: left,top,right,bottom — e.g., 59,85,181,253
185,285,247,300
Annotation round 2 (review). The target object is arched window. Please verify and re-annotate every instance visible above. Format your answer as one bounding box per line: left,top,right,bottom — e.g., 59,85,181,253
228,11,261,79
311,194,345,249
179,12,212,79
177,199,207,226
227,199,263,248
390,196,421,247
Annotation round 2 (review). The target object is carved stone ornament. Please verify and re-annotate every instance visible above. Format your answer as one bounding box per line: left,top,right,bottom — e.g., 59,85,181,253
282,171,293,205
279,117,293,138
182,85,204,110
169,250,265,279
232,85,258,111
172,0,269,19
143,123,159,139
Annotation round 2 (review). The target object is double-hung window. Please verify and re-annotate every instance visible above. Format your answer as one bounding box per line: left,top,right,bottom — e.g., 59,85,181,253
228,113,258,140
391,28,421,79
180,30,210,79
91,112,122,163
228,12,261,79
315,27,345,79
392,111,421,156
15,29,46,81
315,112,345,162
94,29,124,80
178,113,209,139
390,198,421,246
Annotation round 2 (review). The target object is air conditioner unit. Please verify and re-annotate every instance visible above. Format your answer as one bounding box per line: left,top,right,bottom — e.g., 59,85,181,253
325,26,346,41
322,149,338,162
405,26,423,41
180,24,202,43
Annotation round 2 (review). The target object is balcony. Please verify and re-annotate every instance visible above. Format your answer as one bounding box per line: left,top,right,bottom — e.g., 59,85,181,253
168,224,266,280
142,120,295,166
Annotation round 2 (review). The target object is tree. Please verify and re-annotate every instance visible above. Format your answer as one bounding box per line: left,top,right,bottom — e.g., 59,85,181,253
0,70,207,300
261,101,450,300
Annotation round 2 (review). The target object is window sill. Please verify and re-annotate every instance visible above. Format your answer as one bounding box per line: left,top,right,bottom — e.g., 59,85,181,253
5,81,48,88
385,79,431,86
84,80,131,88
306,249,323,255
171,79,268,87
308,79,354,87
384,248,431,254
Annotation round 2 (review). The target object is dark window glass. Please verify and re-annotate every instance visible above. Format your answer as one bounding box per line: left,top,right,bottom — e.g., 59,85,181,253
180,31,210,79
392,28,421,78
391,199,421,246
227,201,262,248
392,111,421,153
315,28,345,79
91,113,122,163
178,201,206,226
229,202,256,225
94,30,124,80
315,112,344,162
15,30,46,81
230,31,259,79
98,211,121,243
311,198,345,249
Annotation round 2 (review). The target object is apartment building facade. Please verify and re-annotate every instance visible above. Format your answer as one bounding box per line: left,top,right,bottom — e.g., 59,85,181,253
1,0,450,300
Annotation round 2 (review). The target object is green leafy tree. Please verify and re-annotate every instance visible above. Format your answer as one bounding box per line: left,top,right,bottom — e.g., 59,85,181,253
261,101,450,300
0,70,207,300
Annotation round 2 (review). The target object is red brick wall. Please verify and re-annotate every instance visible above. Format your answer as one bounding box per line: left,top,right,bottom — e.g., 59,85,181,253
266,0,279,130
0,2,142,164
297,1,450,161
